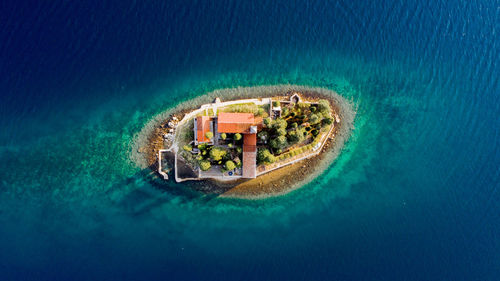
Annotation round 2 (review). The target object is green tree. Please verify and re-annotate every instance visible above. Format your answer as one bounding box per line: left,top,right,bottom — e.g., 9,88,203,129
287,128,305,144
209,146,227,161
257,148,276,164
257,107,266,116
205,131,213,140
234,133,242,141
309,113,321,124
281,107,289,116
225,160,236,171
272,118,287,130
183,145,192,152
263,117,272,127
258,131,269,142
272,100,280,107
276,127,287,136
199,160,211,171
322,117,333,126
270,135,288,150
220,133,227,140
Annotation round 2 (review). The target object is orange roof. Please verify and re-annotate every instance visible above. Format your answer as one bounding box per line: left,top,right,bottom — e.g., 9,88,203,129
196,116,212,143
217,112,255,133
243,133,257,146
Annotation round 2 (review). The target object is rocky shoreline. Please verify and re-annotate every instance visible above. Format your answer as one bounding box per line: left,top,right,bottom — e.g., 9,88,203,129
130,85,355,199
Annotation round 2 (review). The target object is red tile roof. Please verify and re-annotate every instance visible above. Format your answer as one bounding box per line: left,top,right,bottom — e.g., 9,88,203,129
217,112,255,133
243,133,257,146
196,116,212,143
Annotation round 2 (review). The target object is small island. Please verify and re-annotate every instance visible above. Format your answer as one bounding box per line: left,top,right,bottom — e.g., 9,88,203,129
132,86,354,199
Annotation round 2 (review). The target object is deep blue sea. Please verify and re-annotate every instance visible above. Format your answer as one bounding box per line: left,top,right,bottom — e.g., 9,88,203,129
1,1,499,280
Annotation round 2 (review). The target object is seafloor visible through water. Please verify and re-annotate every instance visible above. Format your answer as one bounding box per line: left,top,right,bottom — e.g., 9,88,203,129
0,1,498,280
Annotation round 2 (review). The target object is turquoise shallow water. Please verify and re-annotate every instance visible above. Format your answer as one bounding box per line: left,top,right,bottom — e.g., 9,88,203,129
1,0,499,280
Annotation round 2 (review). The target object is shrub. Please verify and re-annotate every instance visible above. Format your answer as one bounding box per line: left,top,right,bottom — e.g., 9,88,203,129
312,139,320,147
199,160,211,171
224,104,259,115
297,102,310,110
220,133,227,140
257,148,276,164
205,131,213,140
281,107,289,116
225,160,236,171
318,99,330,115
263,117,272,127
234,133,242,141
183,145,192,152
209,146,227,161
309,114,321,124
